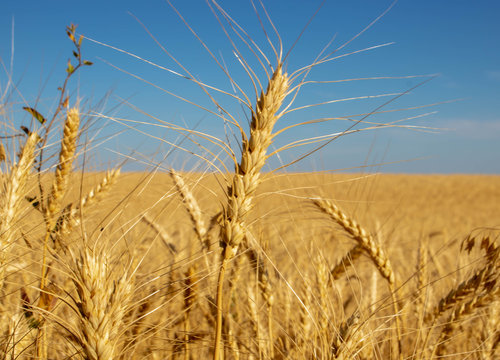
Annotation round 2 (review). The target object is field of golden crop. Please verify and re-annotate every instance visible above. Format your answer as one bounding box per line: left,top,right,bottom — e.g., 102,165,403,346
1,168,499,359
1,5,499,359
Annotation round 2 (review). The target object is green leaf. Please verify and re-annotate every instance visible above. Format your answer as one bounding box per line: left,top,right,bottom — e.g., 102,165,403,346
66,60,75,75
23,107,46,124
83,60,93,66
72,50,79,58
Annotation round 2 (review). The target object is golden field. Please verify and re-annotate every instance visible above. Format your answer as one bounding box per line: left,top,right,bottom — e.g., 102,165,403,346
2,170,499,359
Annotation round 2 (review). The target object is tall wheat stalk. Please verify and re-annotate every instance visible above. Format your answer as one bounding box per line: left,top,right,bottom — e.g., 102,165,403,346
37,107,80,360
214,64,289,360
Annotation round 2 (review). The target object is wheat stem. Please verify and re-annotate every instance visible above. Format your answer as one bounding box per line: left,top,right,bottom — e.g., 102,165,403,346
213,64,289,360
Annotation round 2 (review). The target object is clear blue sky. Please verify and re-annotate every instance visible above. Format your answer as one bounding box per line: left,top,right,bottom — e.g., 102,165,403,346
1,0,499,173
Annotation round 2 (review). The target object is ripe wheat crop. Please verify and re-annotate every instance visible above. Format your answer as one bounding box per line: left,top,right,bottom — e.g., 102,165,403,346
0,2,498,360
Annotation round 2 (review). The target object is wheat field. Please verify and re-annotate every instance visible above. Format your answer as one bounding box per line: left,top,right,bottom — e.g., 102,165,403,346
1,2,499,359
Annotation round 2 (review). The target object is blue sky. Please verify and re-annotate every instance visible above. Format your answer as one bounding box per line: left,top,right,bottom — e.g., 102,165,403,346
1,0,499,173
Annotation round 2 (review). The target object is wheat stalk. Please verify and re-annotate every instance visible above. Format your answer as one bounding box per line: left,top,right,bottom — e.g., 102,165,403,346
213,64,289,360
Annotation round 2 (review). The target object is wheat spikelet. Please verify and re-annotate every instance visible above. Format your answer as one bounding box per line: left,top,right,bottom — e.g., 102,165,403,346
68,244,133,360
0,132,37,290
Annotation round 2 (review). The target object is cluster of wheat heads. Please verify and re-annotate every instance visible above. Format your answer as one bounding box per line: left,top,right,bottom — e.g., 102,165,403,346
1,1,499,360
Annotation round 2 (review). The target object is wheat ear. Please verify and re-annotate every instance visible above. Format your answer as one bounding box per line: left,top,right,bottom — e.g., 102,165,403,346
313,199,395,285
433,287,500,357
57,168,121,238
45,107,80,228
313,198,402,359
427,240,498,322
69,245,133,360
213,64,288,360
141,213,177,255
0,133,37,291
170,170,208,249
